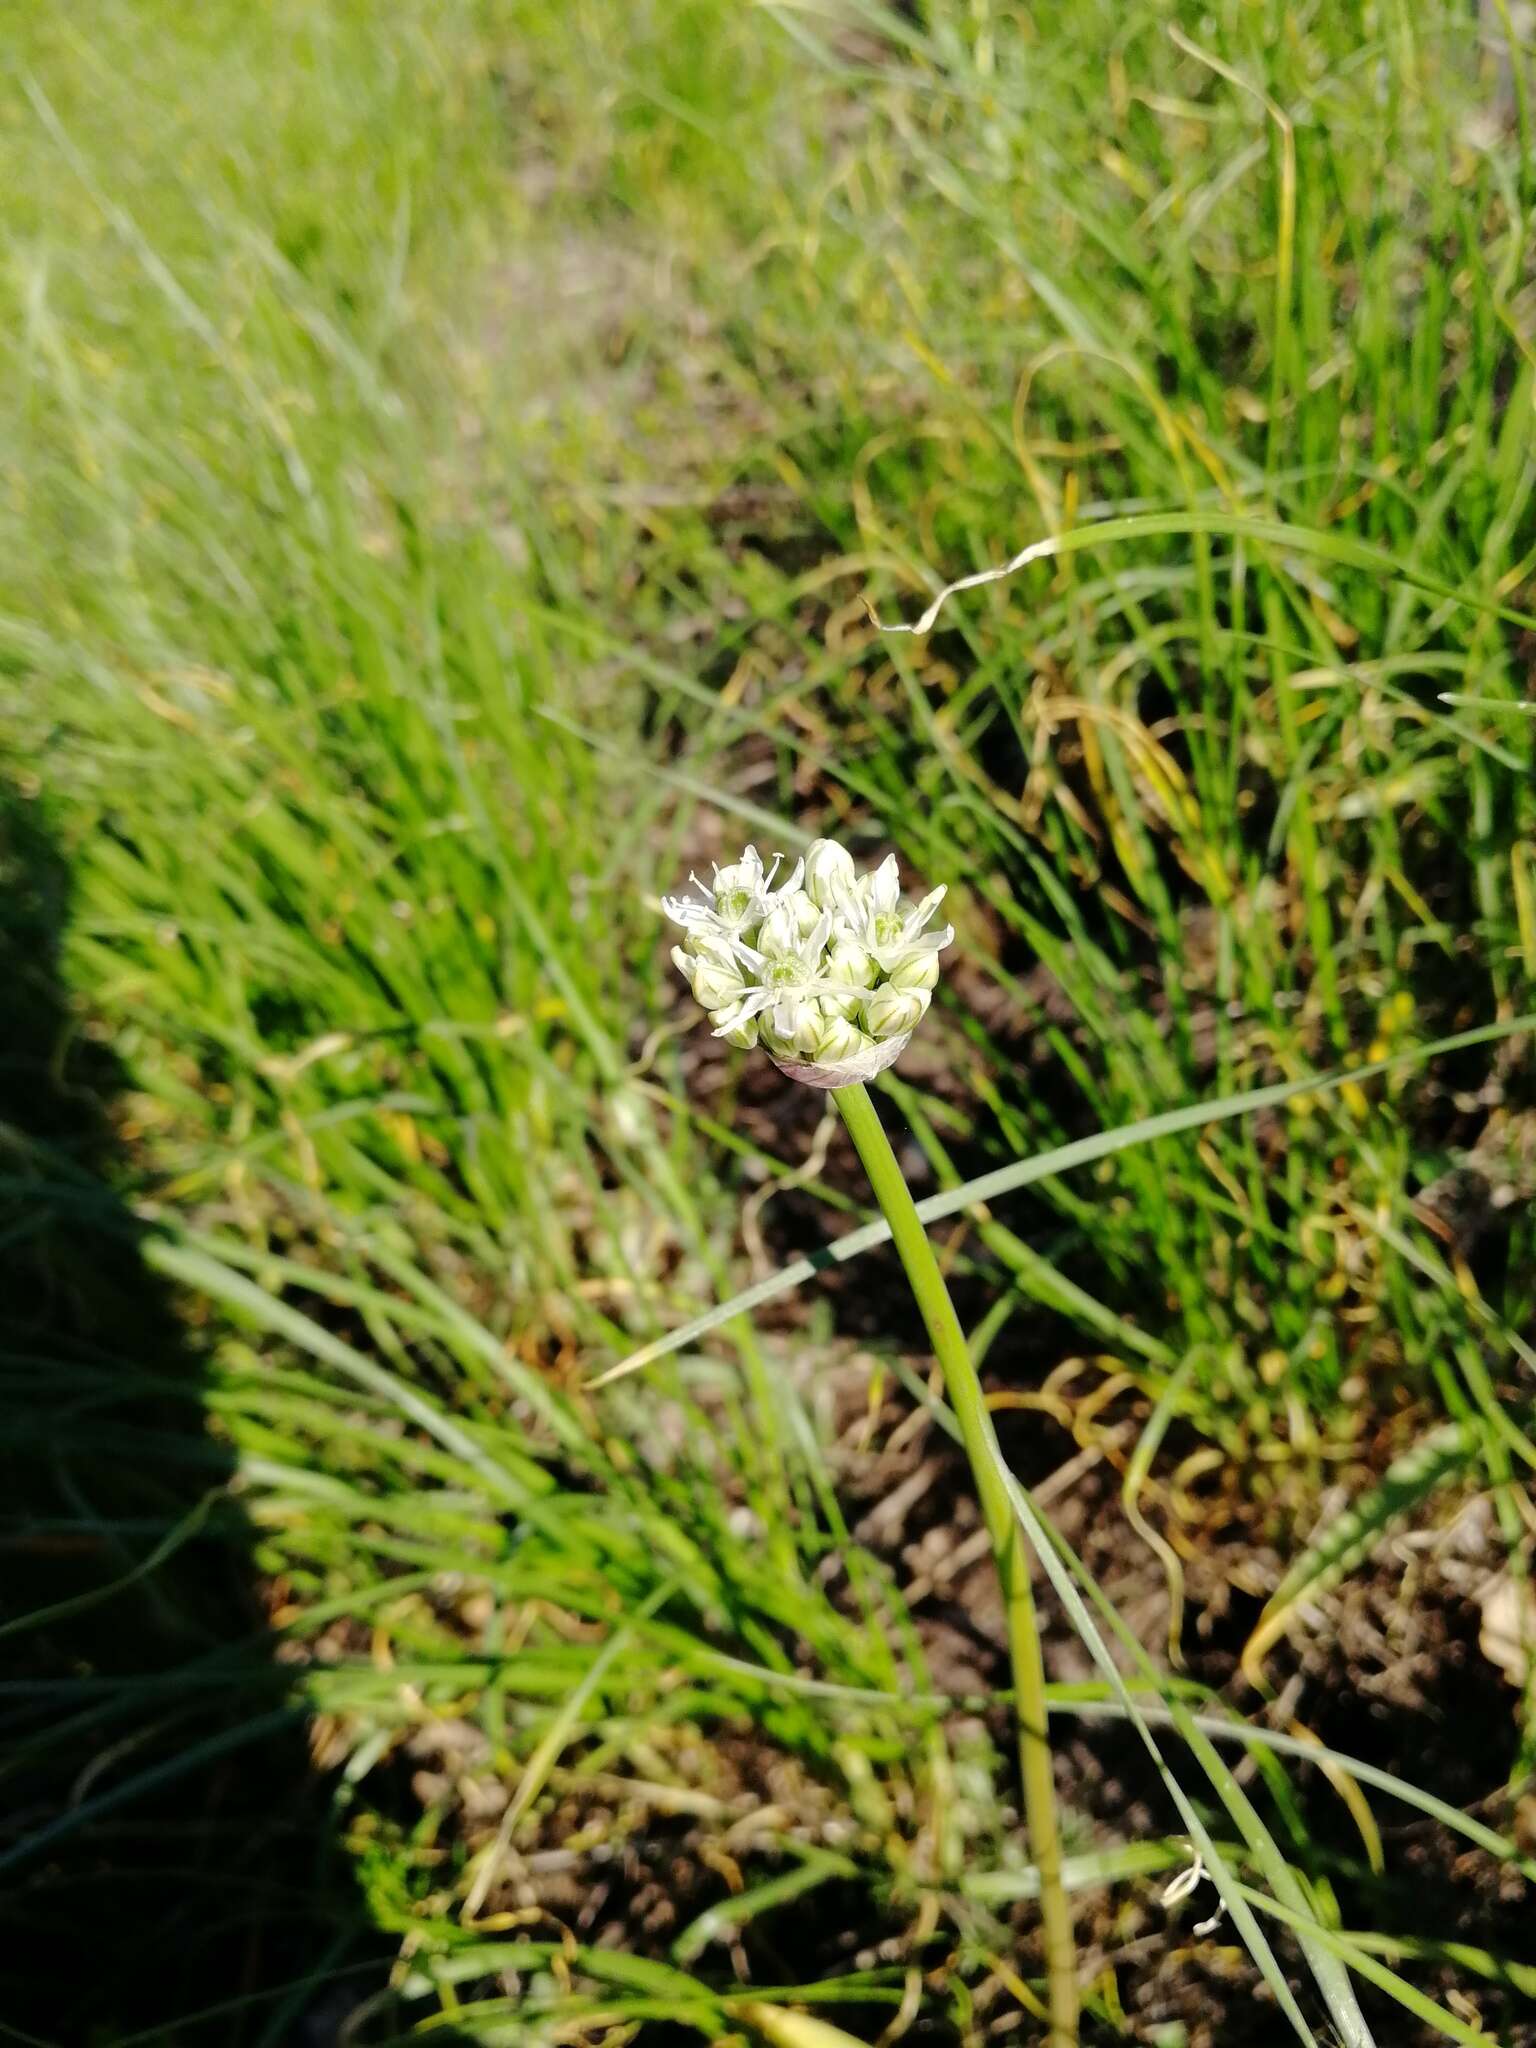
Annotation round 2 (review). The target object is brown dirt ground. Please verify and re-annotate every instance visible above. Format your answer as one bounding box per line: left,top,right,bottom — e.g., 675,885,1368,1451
381,1321,1534,2046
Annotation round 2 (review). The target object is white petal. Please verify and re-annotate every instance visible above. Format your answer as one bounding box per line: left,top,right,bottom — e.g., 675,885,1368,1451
904,885,947,937
797,909,834,965
711,988,772,1036
869,854,901,916
768,855,805,900
770,994,814,1044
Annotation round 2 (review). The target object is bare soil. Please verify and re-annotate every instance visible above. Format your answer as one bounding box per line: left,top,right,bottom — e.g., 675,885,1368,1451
403,1320,1534,2045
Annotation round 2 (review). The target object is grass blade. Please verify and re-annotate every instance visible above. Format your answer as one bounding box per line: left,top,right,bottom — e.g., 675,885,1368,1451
143,1237,528,1508
594,1013,1535,1385
1001,1476,1375,2046
1241,1421,1482,1687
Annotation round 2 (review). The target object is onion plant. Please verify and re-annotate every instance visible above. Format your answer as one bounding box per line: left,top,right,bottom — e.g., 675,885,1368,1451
666,836,1079,2044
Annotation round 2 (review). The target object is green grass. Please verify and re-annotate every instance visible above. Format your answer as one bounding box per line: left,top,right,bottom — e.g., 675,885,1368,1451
3,0,1535,2041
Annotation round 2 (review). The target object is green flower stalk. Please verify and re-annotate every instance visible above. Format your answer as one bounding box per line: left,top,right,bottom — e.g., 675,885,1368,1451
832,1081,1078,2046
666,839,1079,2044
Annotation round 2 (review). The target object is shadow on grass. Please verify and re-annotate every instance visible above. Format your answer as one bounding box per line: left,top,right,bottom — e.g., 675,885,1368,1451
0,792,472,2048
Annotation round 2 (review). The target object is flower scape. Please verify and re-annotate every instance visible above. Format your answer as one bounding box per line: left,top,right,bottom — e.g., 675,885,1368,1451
664,838,954,1089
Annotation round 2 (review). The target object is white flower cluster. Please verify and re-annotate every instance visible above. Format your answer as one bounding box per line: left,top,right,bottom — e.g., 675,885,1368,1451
664,839,953,1088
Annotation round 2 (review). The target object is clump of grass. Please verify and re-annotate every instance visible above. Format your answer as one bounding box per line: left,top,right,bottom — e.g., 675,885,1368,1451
625,0,1536,1451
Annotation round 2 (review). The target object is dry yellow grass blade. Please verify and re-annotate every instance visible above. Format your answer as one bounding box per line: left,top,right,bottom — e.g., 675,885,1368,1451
730,2004,874,2048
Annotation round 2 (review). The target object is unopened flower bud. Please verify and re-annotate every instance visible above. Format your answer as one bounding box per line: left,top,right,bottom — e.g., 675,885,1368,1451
786,888,825,941
887,948,940,993
763,995,824,1057
803,837,857,911
812,1009,875,1064
675,940,748,1010
690,951,748,1011
824,938,874,986
863,986,929,1039
817,938,875,1017
755,902,802,956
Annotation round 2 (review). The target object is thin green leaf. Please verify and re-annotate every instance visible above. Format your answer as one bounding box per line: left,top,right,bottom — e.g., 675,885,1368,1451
1239,1890,1491,2047
595,1013,1535,1384
144,1238,530,1509
1001,1474,1374,2047
1243,1421,1481,1685
672,1848,859,1965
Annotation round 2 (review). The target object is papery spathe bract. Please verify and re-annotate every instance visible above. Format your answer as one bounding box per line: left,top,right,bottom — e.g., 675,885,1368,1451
770,1031,914,1089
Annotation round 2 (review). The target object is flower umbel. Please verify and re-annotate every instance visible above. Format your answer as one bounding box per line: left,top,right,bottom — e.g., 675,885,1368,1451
663,838,953,1087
